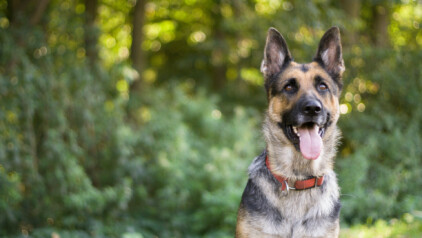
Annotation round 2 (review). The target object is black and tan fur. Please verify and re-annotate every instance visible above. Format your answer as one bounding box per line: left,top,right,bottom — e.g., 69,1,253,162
236,27,345,238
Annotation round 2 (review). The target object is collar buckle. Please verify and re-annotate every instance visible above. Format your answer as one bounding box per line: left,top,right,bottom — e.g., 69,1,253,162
284,180,295,193
314,176,320,188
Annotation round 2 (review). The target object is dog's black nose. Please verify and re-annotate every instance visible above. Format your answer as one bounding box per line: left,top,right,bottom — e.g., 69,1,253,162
303,100,322,115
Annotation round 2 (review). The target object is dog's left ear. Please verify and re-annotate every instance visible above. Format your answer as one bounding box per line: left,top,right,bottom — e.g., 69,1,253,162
314,27,345,84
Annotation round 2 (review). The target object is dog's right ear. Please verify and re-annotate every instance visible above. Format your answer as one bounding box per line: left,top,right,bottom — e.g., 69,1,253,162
261,28,292,79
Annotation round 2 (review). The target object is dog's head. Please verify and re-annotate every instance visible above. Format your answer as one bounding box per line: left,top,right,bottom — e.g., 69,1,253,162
261,27,344,160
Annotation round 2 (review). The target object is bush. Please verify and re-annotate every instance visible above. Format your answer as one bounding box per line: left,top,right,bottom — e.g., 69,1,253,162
0,26,263,236
118,84,263,237
338,48,422,224
0,27,132,235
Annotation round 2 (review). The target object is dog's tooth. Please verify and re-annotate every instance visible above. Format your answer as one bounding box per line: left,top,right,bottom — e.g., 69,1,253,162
293,126,298,134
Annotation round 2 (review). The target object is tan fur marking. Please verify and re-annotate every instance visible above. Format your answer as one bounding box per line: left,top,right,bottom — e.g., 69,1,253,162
269,97,285,120
236,206,249,238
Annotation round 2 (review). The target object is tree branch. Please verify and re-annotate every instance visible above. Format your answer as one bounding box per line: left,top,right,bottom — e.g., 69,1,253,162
30,0,50,26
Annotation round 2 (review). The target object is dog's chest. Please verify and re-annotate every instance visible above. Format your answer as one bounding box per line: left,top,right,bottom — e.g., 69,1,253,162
253,174,339,237
258,196,334,237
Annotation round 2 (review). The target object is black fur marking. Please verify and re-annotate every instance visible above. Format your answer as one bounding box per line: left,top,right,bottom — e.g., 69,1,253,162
270,78,300,97
241,151,285,222
241,180,284,223
319,176,327,192
282,78,299,95
329,200,342,221
269,74,283,96
325,112,332,127
313,59,343,92
300,64,309,72
266,60,292,96
314,75,337,96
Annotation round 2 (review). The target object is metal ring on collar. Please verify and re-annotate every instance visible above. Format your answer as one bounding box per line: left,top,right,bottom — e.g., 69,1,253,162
284,180,295,192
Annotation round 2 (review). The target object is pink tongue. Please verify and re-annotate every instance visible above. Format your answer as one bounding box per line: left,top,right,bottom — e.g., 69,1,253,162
298,125,322,160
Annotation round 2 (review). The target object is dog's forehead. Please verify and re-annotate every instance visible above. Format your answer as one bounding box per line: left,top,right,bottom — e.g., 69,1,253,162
280,62,330,83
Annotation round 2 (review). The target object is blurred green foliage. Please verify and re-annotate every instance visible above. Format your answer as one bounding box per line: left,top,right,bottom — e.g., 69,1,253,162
338,48,422,224
340,213,422,238
0,0,421,237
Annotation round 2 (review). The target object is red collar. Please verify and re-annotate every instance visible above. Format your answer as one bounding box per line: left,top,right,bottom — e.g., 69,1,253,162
265,155,324,191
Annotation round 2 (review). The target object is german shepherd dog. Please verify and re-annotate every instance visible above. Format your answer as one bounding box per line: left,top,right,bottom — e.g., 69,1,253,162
236,27,345,238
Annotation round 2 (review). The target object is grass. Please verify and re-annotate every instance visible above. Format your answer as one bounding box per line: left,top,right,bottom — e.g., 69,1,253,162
15,213,422,237
340,213,422,238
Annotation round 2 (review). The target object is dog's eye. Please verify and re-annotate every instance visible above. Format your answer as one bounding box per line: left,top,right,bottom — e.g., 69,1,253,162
284,84,294,92
318,83,328,91
283,81,297,93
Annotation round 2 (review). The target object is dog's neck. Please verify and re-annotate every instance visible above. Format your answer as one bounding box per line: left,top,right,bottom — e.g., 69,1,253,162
262,114,340,181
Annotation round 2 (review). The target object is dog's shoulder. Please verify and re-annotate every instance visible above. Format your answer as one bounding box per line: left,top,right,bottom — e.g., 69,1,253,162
237,151,287,237
242,150,282,217
248,150,267,177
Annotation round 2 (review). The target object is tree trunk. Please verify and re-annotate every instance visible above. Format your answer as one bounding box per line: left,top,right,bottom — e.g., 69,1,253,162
6,0,50,71
7,0,50,26
6,0,15,23
130,0,147,92
372,4,389,47
340,0,361,46
210,1,226,91
31,0,50,25
85,0,99,65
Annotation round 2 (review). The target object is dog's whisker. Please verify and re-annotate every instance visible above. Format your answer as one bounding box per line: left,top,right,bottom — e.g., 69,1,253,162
340,193,358,198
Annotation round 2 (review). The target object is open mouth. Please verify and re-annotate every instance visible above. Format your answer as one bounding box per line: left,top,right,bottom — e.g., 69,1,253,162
291,123,325,140
283,122,327,160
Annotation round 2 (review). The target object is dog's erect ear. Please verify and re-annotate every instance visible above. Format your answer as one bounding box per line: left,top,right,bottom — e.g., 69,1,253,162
314,27,345,81
261,28,291,78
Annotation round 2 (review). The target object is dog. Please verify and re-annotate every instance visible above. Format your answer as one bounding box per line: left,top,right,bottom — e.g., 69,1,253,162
236,27,345,238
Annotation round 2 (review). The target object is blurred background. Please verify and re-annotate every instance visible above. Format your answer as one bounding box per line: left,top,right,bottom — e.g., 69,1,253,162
0,0,421,237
